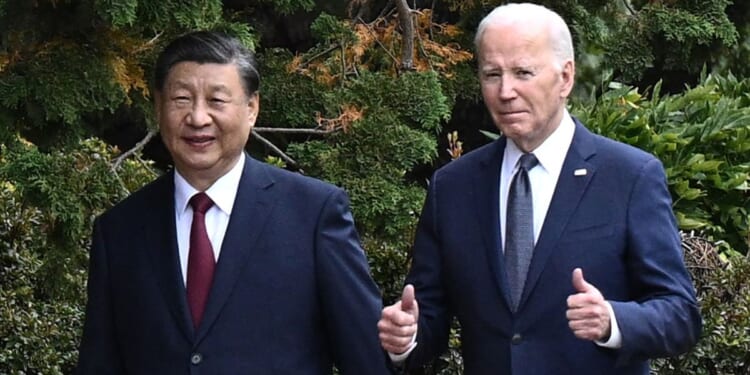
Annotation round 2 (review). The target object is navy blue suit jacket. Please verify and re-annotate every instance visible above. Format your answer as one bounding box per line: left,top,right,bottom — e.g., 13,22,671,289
76,155,392,374
405,120,701,374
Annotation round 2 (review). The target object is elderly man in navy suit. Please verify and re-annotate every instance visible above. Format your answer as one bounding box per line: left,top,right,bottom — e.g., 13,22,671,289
76,31,392,374
377,3,701,374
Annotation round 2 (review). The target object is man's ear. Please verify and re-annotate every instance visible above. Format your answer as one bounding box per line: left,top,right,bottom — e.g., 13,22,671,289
247,93,260,127
560,60,575,98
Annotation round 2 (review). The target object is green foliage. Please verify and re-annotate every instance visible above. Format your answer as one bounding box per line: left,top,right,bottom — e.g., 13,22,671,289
289,113,434,247
96,0,138,27
572,74,750,253
310,12,357,44
0,0,256,148
256,0,315,15
340,71,449,132
285,70,448,249
172,1,223,31
654,249,750,374
0,138,156,301
437,60,481,106
364,238,410,304
0,137,155,374
604,1,737,83
26,44,127,127
0,1,748,373
435,0,740,88
259,49,328,127
0,184,81,373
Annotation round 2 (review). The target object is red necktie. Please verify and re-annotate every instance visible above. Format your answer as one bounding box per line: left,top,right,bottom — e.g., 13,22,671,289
186,192,216,328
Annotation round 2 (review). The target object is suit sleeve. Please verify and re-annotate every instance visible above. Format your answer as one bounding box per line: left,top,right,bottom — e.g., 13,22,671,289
76,218,125,374
403,174,452,368
314,188,394,375
610,158,702,361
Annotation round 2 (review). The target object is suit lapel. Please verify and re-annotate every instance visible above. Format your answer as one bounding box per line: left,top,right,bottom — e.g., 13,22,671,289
195,156,277,342
144,172,194,342
518,120,597,308
475,138,514,309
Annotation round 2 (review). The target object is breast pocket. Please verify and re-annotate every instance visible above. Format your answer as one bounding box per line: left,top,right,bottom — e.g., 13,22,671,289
559,219,615,244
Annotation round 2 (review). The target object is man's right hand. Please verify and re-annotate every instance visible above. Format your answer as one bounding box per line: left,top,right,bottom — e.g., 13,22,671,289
378,284,419,354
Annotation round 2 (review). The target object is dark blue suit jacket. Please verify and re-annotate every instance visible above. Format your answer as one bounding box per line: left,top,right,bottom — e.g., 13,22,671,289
405,120,701,374
76,155,392,374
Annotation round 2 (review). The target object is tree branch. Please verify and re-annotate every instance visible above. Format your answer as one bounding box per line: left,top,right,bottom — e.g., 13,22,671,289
395,0,415,71
375,0,395,21
298,44,340,70
414,11,434,71
622,0,636,16
253,126,337,135
429,0,436,39
112,128,157,171
251,129,299,169
357,16,400,66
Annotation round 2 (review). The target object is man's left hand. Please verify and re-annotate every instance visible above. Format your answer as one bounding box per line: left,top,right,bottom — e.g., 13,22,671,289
566,268,611,341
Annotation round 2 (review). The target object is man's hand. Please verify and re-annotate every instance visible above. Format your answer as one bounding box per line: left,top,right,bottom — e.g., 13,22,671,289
378,284,419,354
566,268,611,341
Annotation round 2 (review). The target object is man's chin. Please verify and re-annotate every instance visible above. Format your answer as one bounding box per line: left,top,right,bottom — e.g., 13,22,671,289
496,122,529,136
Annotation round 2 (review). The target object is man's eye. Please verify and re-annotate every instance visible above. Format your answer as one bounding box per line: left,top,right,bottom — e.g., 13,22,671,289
517,70,533,78
173,96,190,103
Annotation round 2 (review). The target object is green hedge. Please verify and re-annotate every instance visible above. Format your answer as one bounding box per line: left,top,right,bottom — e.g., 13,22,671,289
573,73,750,255
1,73,749,373
653,233,750,374
0,138,155,373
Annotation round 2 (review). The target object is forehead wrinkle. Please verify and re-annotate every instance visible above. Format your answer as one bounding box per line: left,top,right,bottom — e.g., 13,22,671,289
166,78,234,95
480,29,553,70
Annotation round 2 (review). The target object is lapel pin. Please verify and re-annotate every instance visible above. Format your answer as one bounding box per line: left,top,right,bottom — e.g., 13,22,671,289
574,168,587,176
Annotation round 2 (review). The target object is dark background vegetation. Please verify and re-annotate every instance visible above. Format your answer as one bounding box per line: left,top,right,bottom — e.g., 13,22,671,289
0,1,747,373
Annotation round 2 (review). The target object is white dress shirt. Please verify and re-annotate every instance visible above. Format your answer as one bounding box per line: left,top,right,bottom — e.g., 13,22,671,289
174,153,245,285
500,110,621,349
499,111,574,247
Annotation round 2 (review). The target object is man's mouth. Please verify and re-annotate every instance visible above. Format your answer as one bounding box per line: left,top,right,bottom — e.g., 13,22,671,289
184,135,215,146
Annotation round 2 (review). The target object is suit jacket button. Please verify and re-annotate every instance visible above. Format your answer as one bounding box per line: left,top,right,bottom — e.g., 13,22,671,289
190,353,202,365
511,333,522,345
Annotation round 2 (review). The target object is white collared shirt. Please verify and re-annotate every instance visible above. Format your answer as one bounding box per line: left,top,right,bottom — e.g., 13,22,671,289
499,110,575,248
174,153,245,284
499,110,622,349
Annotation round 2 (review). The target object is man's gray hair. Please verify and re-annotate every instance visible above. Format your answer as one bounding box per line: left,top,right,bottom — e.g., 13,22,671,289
474,3,574,66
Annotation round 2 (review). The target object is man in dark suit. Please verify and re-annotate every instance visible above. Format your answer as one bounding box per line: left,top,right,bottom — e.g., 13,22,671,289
76,31,392,374
377,3,701,374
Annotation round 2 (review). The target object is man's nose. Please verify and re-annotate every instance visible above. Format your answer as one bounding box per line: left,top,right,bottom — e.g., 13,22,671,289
498,76,517,100
187,100,211,126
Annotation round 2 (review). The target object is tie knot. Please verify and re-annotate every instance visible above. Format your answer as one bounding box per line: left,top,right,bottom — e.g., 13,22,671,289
518,153,538,172
190,192,214,215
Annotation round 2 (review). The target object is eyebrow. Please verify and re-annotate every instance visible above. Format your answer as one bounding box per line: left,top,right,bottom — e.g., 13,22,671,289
480,64,537,73
168,80,234,95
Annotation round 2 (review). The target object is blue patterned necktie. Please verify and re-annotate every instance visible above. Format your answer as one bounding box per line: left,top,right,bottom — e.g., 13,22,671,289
505,153,538,311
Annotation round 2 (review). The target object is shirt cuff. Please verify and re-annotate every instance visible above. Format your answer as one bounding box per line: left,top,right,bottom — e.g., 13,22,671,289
388,332,418,363
595,301,622,348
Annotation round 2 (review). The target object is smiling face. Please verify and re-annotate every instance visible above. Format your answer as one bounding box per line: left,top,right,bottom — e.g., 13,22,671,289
156,61,259,190
478,22,574,152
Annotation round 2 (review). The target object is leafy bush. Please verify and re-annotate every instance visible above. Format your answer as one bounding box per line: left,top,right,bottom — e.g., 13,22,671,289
0,182,81,374
653,234,750,374
0,138,155,373
573,73,750,254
